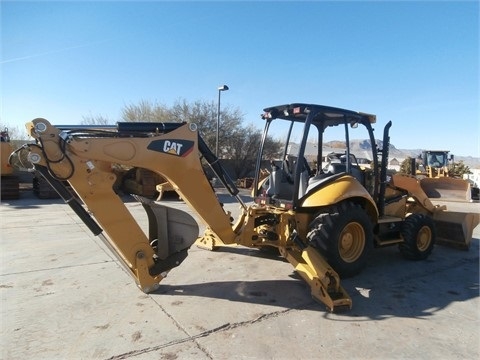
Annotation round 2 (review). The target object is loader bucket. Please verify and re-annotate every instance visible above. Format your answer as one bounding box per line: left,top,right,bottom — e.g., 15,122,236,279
433,210,480,250
420,177,472,202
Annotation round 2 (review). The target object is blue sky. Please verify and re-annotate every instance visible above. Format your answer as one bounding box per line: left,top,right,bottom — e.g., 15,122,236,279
1,1,479,157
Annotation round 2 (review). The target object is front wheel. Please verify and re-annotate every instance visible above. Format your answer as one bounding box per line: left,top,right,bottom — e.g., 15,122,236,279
307,202,373,278
399,213,436,260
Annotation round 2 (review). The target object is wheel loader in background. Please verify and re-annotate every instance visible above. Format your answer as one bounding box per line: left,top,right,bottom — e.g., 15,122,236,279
9,103,479,312
1,129,20,200
113,165,176,201
417,150,477,202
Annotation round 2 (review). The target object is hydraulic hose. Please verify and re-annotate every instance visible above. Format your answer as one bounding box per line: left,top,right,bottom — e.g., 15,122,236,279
35,165,103,236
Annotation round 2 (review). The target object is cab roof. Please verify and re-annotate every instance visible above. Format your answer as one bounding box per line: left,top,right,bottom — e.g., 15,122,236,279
262,103,376,127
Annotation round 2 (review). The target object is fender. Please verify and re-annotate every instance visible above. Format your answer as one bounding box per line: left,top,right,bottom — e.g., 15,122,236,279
300,174,379,219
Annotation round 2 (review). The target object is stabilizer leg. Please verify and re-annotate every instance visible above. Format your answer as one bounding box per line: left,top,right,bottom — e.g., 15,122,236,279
280,246,352,312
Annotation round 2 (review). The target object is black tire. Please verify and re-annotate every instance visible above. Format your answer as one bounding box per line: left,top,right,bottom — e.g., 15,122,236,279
307,202,373,278
399,213,436,260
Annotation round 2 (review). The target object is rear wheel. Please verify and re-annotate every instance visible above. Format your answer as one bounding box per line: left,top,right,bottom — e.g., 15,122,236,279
307,202,373,277
399,213,436,260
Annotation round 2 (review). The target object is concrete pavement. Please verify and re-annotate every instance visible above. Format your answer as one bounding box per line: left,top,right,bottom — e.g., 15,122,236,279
1,189,479,359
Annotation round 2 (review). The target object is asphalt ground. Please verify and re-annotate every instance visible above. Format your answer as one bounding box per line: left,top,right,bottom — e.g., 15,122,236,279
1,188,479,360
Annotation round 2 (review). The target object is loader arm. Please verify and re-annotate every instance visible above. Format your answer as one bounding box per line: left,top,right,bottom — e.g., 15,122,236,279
390,173,479,249
390,173,442,213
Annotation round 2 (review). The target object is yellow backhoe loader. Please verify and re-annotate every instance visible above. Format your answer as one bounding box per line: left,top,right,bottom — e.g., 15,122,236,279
417,150,475,202
9,104,479,312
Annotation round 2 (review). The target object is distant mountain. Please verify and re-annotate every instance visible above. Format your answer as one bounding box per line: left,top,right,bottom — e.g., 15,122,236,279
323,139,480,169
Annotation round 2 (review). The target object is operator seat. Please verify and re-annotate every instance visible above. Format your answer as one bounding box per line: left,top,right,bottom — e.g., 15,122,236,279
328,163,365,185
270,156,310,199
306,162,365,194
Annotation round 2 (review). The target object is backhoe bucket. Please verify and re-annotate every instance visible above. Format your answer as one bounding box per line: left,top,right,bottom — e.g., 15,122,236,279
420,177,472,202
433,210,480,250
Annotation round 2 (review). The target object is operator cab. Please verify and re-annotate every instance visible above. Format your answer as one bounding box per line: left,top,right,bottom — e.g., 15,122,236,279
253,103,380,208
422,150,450,168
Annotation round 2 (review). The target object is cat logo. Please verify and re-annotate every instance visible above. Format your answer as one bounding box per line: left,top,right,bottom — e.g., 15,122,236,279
147,139,194,157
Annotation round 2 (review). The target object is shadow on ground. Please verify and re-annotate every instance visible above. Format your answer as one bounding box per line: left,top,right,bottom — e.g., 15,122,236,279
156,240,480,320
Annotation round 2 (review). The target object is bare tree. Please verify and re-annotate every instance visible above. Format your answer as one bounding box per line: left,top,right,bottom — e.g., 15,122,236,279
88,99,282,179
81,114,112,125
121,98,246,154
0,122,29,140
122,99,171,123
226,124,283,178
170,99,244,152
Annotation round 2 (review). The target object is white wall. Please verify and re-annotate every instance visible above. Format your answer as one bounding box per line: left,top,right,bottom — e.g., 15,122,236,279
463,169,480,187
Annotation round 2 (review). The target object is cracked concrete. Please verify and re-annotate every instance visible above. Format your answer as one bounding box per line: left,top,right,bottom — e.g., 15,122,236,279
107,310,293,360
1,189,479,359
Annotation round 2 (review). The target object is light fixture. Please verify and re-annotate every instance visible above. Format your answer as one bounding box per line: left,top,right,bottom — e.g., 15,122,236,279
216,84,229,157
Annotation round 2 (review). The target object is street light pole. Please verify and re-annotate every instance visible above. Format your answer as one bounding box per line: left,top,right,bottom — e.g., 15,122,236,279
216,84,229,157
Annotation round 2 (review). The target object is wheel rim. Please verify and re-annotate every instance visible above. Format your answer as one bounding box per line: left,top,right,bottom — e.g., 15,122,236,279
339,222,365,263
416,225,432,251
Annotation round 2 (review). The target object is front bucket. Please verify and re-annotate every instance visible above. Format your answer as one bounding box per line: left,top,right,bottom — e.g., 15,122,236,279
420,177,471,202
433,210,480,250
